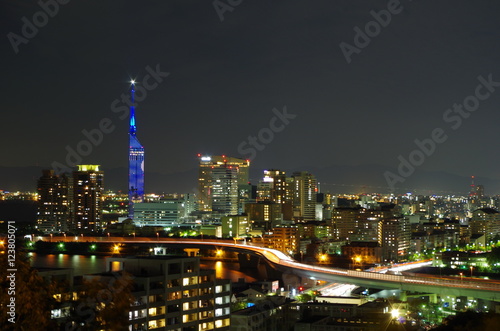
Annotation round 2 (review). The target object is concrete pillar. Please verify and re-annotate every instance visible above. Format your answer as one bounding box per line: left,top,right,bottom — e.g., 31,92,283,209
183,248,200,257
237,253,260,270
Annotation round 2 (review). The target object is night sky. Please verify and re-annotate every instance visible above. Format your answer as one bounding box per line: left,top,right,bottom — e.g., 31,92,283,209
3,1,500,194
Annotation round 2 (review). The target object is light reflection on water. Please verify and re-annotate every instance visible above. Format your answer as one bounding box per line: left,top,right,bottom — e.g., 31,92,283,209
30,254,266,282
204,260,258,283
30,253,106,276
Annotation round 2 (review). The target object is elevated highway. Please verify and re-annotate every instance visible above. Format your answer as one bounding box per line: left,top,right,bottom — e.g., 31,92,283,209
38,236,500,302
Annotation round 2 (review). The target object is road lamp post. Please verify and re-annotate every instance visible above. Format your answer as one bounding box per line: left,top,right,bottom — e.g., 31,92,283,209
470,266,473,277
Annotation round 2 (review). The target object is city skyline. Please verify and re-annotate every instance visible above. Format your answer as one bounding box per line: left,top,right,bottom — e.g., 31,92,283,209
3,1,500,195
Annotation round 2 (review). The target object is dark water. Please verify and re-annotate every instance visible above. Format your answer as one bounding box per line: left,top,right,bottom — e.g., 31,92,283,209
29,253,263,282
29,253,107,275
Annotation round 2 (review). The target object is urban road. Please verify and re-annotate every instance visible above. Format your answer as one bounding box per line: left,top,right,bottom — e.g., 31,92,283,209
36,236,500,302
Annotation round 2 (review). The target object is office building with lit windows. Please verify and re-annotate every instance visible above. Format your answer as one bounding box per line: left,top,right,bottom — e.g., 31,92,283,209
292,171,317,222
257,169,291,204
221,215,249,238
36,169,72,233
263,225,299,255
378,217,410,262
256,169,293,220
46,255,231,330
104,255,231,330
197,155,249,215
245,201,283,232
470,208,500,242
72,165,104,231
132,199,185,227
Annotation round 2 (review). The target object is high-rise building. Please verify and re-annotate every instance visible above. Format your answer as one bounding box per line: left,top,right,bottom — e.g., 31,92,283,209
331,206,367,241
292,171,317,222
378,217,410,262
72,165,104,231
256,169,293,220
245,201,283,232
197,155,249,215
128,81,145,218
36,170,72,233
211,165,239,215
470,208,500,242
257,169,292,204
476,185,485,199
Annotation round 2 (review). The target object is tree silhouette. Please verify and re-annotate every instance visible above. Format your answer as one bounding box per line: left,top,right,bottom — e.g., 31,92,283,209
0,246,58,330
65,271,134,330
431,310,500,331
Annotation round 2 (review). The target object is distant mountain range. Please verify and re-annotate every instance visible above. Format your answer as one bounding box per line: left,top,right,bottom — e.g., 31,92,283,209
1,165,499,196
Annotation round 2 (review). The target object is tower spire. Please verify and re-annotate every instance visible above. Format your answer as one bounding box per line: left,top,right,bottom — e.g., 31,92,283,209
129,80,137,135
128,79,145,218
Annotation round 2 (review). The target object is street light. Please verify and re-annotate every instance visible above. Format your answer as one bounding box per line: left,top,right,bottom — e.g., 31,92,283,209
156,232,159,241
470,266,473,277
460,272,463,282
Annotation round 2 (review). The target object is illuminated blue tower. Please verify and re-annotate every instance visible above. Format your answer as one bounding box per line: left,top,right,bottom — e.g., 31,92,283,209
128,80,145,218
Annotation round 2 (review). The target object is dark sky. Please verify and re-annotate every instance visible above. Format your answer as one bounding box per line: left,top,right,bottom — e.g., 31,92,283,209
2,1,500,191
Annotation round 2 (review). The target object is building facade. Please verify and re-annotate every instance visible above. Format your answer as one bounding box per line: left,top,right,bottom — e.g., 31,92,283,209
378,217,410,262
133,200,185,227
105,256,231,330
72,165,104,231
470,208,500,242
197,155,249,215
263,225,299,255
292,172,317,222
221,215,249,238
36,169,72,233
